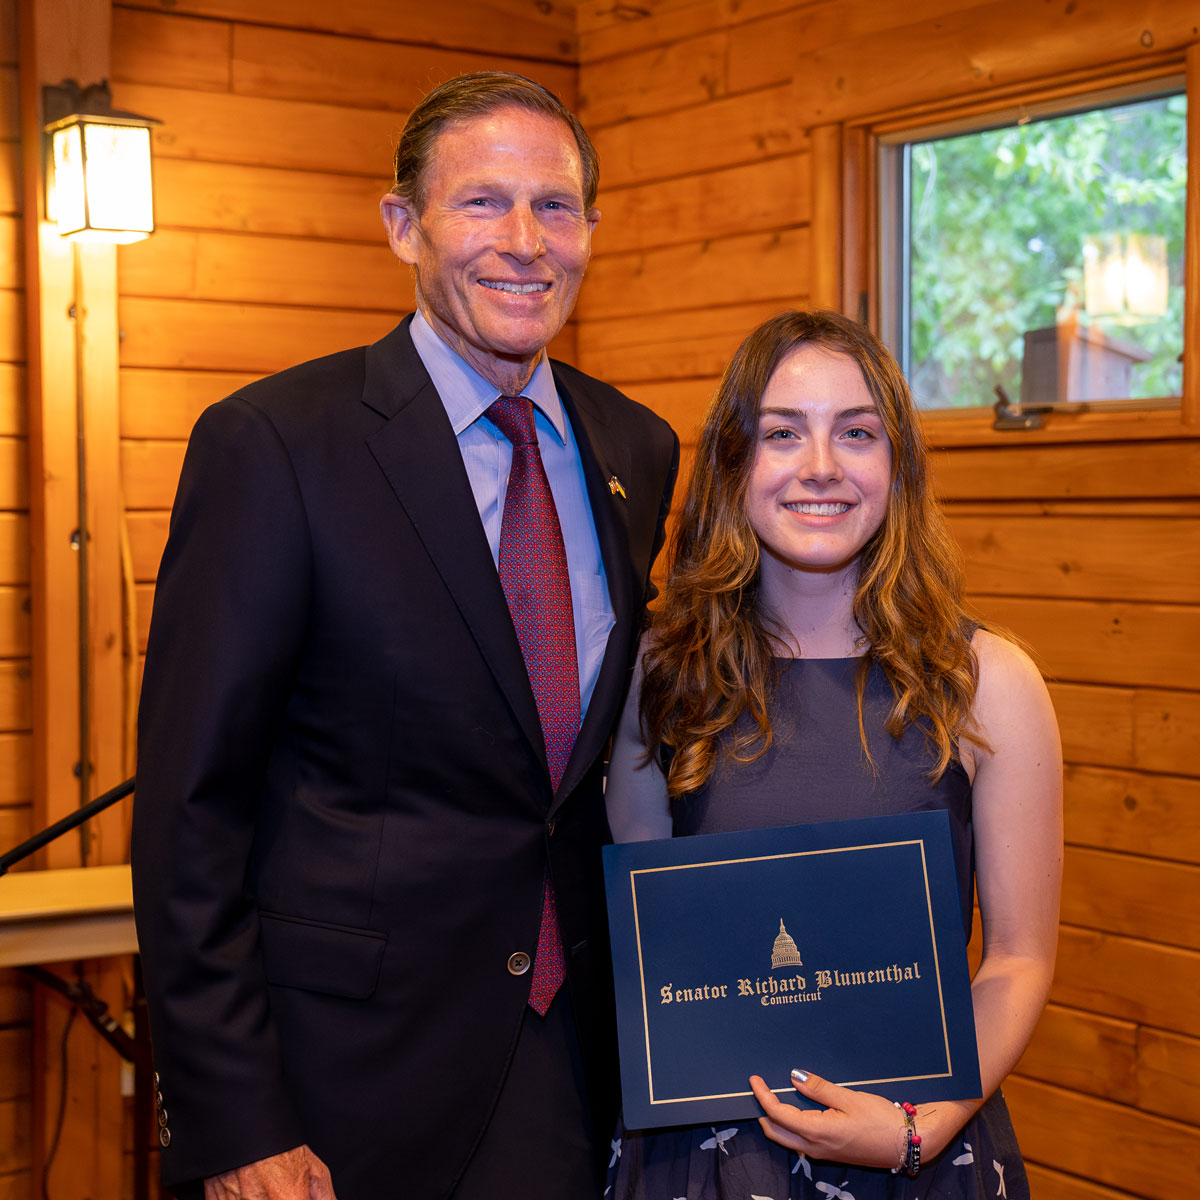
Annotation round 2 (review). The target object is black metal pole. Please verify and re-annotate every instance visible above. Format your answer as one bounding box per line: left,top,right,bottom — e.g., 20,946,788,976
0,775,134,876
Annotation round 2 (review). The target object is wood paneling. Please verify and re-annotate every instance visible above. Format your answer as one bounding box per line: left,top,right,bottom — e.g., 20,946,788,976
619,378,721,442
948,514,1200,603
578,300,804,384
0,1096,28,1173
0,290,23,364
933,441,1200,501
119,296,397,374
1016,1004,1137,1103
114,9,578,109
0,517,25,584
0,658,30,732
231,23,577,111
577,0,802,62
0,587,28,659
1061,846,1200,949
0,1172,30,1200
788,2,1200,126
0,1,13,65
580,228,811,321
0,436,22,510
0,1032,28,1102
0,732,30,806
590,85,805,189
1023,1164,1139,1200
112,82,403,177
0,216,20,290
0,11,24,1159
1137,1027,1200,1126
1063,764,1200,864
0,974,30,1029
973,595,1200,690
577,31,729,127
0,145,18,218
1006,1075,1200,1198
1132,687,1200,774
120,442,186,512
1047,682,1200,775
1052,926,1200,1038
0,68,14,137
120,367,258,438
111,7,231,91
0,365,26,435
124,512,167,582
595,155,810,257
151,158,388,242
119,228,411,311
117,0,578,61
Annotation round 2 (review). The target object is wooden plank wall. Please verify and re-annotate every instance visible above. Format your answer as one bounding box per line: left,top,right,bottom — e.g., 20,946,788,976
575,2,1200,1198
0,0,32,1191
110,0,579,666
3,0,1190,1195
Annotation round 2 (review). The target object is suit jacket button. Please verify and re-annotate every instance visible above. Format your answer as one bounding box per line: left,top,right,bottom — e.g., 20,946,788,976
159,1127,171,1148
547,817,556,837
507,952,531,976
158,1108,169,1127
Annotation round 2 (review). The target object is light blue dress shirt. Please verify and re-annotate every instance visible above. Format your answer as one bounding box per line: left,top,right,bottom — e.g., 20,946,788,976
409,311,615,716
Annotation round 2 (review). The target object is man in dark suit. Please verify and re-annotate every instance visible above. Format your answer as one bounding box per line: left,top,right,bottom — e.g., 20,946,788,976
131,72,678,1200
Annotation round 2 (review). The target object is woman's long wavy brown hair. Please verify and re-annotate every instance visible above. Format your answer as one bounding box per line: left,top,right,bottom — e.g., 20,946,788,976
641,310,982,798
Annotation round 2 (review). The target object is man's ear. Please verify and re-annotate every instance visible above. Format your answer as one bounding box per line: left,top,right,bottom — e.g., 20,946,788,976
380,194,420,265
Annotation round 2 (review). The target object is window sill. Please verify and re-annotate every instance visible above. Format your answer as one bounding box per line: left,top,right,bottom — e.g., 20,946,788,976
921,399,1198,449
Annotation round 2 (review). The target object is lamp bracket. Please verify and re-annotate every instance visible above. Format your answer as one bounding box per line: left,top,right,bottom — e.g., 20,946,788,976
43,80,161,130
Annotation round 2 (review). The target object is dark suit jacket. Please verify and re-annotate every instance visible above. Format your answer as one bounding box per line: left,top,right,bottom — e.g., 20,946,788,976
131,317,678,1199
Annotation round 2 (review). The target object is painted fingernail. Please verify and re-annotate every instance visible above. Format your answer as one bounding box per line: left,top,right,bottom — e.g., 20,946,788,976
791,1068,810,1082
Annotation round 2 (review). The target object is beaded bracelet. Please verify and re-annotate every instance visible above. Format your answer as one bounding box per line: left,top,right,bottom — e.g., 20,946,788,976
890,1101,922,1177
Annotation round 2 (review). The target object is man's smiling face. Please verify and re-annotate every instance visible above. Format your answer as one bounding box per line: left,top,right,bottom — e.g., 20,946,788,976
382,105,599,393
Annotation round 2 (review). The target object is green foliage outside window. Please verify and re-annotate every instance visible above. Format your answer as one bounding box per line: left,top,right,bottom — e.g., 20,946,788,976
907,92,1187,410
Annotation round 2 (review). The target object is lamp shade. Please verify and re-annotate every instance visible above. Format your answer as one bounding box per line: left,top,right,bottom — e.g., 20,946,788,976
44,83,158,244
1082,232,1169,323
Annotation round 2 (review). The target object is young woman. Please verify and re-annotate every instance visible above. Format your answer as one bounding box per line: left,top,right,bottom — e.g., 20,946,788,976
604,310,1062,1200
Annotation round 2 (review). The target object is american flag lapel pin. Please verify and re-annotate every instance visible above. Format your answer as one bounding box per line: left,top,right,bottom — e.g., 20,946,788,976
608,475,626,500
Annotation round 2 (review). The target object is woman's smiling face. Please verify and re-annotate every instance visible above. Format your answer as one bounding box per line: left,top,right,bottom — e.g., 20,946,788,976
745,344,894,587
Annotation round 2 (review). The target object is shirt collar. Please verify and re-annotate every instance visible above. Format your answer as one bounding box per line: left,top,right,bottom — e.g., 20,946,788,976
409,310,568,443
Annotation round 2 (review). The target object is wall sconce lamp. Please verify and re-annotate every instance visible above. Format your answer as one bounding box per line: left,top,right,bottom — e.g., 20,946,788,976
1082,232,1169,324
43,80,159,244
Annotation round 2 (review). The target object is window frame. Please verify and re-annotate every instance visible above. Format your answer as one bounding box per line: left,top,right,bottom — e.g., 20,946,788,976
833,47,1200,448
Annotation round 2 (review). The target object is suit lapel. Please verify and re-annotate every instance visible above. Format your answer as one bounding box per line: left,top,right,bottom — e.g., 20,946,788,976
362,321,547,775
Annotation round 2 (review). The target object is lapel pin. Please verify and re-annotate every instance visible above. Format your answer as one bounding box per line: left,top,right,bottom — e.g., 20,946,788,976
608,475,626,499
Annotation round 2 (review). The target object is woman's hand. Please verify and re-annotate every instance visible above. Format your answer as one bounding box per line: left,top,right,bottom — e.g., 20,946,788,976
749,1070,936,1169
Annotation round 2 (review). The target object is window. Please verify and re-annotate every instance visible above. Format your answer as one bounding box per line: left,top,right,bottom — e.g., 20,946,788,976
878,84,1188,413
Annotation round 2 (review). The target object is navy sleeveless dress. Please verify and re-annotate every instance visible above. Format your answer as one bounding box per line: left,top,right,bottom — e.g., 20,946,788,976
605,658,1030,1200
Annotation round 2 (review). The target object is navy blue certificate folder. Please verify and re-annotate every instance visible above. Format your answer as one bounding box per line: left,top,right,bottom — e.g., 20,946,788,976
603,811,982,1129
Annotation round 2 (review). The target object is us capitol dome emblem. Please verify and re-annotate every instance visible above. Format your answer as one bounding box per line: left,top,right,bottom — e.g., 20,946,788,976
770,919,803,969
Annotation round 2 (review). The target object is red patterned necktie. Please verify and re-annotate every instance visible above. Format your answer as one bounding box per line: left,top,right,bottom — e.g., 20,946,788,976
487,395,579,1015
